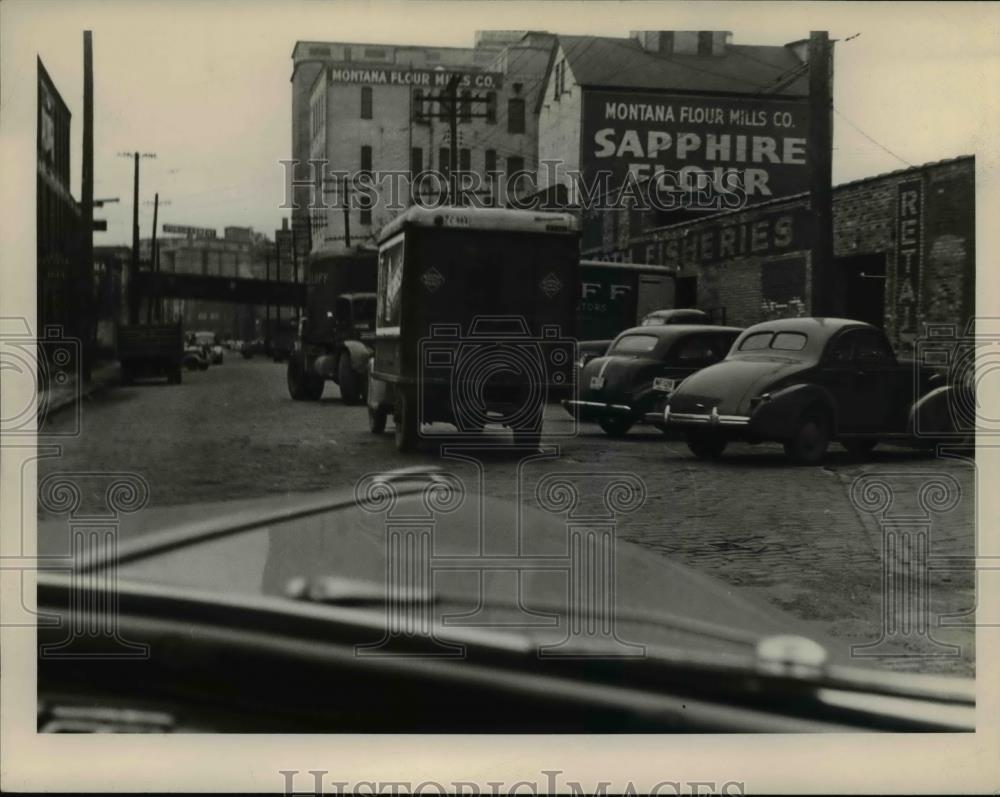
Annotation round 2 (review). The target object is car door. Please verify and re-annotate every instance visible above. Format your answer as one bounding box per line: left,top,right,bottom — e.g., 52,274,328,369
849,329,904,432
818,330,866,432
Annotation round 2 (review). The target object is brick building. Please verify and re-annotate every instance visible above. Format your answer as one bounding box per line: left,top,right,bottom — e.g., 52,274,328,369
37,58,80,343
584,156,975,354
290,32,556,264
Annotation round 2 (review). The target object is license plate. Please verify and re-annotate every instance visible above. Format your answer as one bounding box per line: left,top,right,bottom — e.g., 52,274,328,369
653,377,677,393
589,376,605,390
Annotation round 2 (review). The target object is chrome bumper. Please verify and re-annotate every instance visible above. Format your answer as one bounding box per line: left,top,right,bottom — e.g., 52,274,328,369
663,406,750,427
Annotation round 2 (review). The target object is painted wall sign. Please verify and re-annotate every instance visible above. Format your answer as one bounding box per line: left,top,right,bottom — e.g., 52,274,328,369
162,224,216,239
581,91,809,206
326,65,502,90
895,179,923,339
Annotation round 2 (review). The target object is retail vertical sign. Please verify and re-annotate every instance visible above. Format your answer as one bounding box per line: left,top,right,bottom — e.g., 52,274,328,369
896,179,923,341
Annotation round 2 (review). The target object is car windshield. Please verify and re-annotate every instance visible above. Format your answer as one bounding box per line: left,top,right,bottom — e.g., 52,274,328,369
610,334,659,353
194,332,215,345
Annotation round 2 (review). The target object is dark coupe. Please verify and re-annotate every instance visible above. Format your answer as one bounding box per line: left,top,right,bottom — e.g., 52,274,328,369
564,324,742,437
662,317,951,463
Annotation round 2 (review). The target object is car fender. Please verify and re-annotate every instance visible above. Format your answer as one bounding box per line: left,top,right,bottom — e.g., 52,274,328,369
909,384,968,437
343,339,373,374
749,382,839,440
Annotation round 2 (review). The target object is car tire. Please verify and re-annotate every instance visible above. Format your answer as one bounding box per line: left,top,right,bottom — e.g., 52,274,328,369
199,361,209,371
686,431,727,459
784,410,831,465
842,438,878,459
168,366,182,385
120,366,134,386
598,416,633,438
394,389,419,452
287,358,307,400
368,405,388,434
287,356,323,401
242,350,252,360
338,353,362,405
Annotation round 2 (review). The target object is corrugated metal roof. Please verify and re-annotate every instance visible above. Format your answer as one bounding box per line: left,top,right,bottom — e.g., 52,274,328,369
558,35,808,96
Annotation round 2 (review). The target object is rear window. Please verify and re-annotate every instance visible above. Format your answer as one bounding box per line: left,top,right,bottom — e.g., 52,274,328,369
611,334,659,354
772,332,807,351
738,330,808,352
738,332,773,351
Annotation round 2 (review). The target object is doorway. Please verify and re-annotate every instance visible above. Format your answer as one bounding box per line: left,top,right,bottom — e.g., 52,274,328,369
675,276,698,309
839,254,887,327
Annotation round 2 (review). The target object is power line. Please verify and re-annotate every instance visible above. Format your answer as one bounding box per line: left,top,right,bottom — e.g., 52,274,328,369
834,107,913,167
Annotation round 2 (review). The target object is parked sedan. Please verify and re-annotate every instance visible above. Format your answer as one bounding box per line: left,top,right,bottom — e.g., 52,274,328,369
564,324,742,437
662,317,949,464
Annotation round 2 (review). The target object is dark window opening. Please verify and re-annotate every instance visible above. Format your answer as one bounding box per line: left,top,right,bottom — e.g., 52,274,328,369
361,86,373,119
507,98,525,133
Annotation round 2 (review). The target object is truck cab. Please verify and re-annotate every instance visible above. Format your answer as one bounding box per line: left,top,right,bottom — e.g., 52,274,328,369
286,252,378,403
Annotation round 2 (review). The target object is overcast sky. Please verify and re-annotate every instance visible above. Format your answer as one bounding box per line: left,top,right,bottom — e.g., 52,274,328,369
8,0,998,246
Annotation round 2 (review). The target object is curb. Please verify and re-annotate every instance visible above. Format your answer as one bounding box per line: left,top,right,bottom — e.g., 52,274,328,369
39,363,121,422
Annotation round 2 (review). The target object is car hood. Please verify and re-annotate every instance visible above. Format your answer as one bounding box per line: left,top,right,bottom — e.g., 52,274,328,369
39,485,846,663
669,356,812,415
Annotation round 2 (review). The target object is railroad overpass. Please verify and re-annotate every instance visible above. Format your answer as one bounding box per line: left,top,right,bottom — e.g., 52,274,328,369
133,270,307,306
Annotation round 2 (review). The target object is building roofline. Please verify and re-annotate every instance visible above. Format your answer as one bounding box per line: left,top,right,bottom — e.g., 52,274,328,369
292,39,495,60
632,154,975,239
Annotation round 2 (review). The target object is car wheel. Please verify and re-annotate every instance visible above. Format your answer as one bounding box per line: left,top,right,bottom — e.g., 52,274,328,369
285,358,306,401
368,405,388,434
686,431,727,459
168,366,182,385
338,353,362,405
394,389,419,452
842,438,878,459
598,416,633,438
784,410,831,465
199,361,209,371
120,366,134,386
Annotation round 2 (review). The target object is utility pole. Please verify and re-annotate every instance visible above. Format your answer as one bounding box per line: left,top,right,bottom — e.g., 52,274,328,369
80,30,94,380
265,248,271,350
130,152,140,323
146,192,159,322
342,175,351,248
119,150,155,324
418,76,491,206
808,30,835,316
448,75,459,202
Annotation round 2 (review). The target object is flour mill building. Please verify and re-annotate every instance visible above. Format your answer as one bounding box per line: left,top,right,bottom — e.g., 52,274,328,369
290,32,555,265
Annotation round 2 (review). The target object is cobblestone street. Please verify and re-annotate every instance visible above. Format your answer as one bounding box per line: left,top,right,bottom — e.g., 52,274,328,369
38,356,977,675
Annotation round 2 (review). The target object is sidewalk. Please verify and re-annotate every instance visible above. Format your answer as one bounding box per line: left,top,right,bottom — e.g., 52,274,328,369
38,360,121,423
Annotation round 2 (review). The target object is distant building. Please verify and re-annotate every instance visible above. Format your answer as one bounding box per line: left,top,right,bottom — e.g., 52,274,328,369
290,32,556,264
37,58,80,341
139,226,283,338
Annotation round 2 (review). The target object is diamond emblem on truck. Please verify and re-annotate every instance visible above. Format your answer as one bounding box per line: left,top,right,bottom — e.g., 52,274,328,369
539,272,562,298
422,267,445,293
